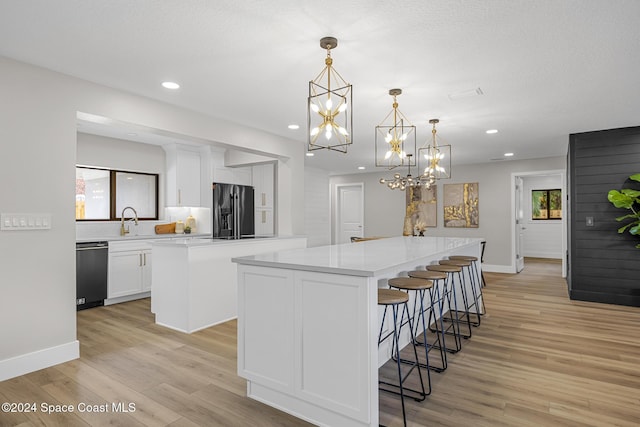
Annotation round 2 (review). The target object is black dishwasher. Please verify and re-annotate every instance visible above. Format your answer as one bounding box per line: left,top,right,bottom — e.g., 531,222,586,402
76,241,108,310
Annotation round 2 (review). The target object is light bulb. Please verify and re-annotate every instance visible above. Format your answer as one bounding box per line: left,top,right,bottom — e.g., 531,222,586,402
401,133,408,141
385,133,392,143
400,151,406,158
310,104,320,113
338,127,348,136
380,178,386,184
394,173,401,179
325,98,333,111
338,102,347,112
310,127,320,136
325,129,332,140
385,151,393,160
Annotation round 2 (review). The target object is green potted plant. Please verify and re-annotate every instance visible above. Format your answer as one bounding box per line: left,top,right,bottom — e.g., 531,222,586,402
607,173,640,248
184,225,192,234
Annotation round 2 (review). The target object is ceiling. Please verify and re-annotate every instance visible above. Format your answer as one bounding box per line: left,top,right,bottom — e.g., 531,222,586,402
2,0,639,175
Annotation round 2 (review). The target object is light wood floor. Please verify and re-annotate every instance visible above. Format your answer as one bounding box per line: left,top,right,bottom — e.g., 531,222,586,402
2,258,640,426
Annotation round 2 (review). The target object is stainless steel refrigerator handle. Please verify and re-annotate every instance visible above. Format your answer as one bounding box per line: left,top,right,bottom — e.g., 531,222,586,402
76,246,108,251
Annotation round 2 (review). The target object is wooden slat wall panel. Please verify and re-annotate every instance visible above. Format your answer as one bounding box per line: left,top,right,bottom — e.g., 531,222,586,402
569,126,640,306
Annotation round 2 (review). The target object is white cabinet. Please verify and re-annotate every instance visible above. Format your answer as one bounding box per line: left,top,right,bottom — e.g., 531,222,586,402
107,241,152,304
252,163,275,235
255,209,273,236
165,144,201,207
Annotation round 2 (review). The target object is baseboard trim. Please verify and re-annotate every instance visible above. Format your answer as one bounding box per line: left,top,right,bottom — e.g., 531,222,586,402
483,264,515,274
0,340,79,382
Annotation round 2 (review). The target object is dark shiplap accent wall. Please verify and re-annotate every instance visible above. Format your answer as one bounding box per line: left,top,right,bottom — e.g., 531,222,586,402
568,126,640,306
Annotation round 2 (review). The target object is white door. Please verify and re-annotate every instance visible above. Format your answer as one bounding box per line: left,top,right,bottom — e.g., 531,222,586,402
515,176,525,272
336,184,363,244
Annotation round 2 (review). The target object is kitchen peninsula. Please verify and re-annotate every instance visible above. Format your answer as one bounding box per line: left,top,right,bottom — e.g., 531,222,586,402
152,236,307,333
233,236,482,427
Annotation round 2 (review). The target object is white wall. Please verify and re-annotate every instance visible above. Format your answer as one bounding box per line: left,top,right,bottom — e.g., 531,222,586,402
521,174,563,258
0,56,305,381
330,156,566,270
304,167,331,247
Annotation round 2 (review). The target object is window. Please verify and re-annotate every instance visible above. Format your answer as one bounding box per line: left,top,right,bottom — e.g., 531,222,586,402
531,189,562,220
76,166,159,220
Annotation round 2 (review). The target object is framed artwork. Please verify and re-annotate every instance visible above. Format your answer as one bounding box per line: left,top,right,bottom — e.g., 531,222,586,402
444,182,479,228
406,185,437,232
532,189,562,220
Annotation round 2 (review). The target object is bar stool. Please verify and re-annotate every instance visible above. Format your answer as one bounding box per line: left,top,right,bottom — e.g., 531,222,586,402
405,270,449,372
378,288,426,426
425,264,471,348
387,277,435,388
439,259,481,327
449,254,487,315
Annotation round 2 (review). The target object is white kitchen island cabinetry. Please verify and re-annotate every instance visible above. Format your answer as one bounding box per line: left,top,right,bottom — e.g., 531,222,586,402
233,236,483,427
152,236,307,333
106,240,152,305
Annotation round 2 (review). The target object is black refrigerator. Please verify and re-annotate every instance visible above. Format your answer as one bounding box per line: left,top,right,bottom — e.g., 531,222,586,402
212,182,255,239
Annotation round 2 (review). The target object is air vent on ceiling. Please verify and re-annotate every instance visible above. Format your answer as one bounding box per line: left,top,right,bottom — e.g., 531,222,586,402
448,87,483,100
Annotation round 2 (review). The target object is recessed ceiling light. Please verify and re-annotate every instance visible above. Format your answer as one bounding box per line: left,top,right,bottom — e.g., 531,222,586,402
306,152,315,157
486,129,498,134
288,124,300,130
126,132,137,137
504,152,514,157
162,81,180,89
358,166,365,170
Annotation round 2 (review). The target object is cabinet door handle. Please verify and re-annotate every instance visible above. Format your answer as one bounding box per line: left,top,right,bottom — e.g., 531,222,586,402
143,253,147,266
178,189,182,206
139,253,143,266
262,192,266,206
262,211,266,223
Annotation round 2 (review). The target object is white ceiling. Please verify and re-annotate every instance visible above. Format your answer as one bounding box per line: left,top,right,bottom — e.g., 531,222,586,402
2,0,639,175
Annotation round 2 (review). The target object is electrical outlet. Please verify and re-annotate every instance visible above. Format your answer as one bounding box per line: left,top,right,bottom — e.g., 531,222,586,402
586,216,594,227
76,298,86,305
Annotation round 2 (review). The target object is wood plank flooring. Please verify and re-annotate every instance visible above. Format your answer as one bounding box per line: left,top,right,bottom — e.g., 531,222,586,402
2,258,640,426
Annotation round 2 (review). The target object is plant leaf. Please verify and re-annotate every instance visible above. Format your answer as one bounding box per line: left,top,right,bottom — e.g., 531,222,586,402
615,213,639,222
620,188,640,198
608,190,635,209
630,173,640,182
630,224,640,235
618,223,634,233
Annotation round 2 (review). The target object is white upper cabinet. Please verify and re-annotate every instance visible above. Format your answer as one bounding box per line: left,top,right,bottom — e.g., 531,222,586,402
252,162,275,235
252,163,275,209
164,144,201,207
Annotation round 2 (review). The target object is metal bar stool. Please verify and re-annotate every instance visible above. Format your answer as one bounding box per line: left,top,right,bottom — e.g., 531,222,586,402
439,259,481,327
387,277,434,390
425,264,472,347
378,288,426,426
449,254,487,315
405,270,449,372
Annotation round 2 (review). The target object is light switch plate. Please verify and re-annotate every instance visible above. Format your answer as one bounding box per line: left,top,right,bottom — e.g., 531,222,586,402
0,213,52,230
586,216,594,227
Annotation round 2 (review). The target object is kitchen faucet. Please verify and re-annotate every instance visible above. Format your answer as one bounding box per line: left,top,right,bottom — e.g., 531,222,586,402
120,206,139,236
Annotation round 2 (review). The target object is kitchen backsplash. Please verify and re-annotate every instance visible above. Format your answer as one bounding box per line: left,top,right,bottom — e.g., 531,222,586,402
76,207,211,240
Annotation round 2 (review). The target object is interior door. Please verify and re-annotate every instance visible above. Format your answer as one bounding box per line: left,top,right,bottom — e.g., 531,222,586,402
337,184,363,244
515,176,525,272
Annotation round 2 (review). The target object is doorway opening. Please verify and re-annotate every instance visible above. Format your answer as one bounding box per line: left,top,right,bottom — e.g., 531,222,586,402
511,170,567,277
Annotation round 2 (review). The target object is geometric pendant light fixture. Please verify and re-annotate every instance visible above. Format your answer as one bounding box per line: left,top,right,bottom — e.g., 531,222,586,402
375,88,416,169
418,118,451,181
308,37,353,153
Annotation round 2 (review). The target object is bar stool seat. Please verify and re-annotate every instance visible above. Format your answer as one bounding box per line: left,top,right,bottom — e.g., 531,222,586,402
378,288,426,426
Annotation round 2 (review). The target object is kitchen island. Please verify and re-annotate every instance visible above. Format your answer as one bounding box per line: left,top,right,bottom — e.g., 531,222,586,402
152,236,307,333
233,236,482,427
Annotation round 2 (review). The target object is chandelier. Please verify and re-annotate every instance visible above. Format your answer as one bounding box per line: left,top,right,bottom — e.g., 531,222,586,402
308,37,353,153
375,88,416,169
418,119,451,180
379,154,435,190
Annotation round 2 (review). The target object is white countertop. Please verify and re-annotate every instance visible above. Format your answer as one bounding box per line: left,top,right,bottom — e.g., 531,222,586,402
76,233,211,243
152,235,304,247
232,236,483,277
